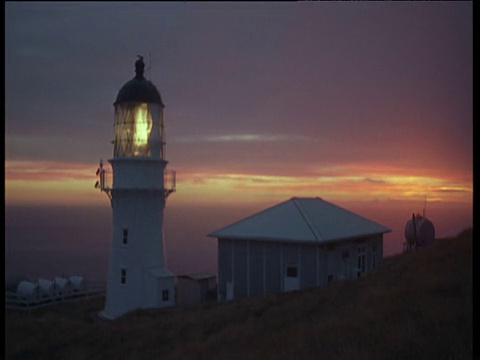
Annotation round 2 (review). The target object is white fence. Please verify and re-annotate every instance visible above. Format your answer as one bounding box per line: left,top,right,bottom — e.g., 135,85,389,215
5,280,106,310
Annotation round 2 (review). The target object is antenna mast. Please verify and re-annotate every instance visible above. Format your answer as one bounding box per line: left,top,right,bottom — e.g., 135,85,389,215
146,51,152,80
423,194,427,218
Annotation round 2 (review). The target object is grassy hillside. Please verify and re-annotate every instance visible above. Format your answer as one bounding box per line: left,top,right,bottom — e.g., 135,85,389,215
6,229,472,359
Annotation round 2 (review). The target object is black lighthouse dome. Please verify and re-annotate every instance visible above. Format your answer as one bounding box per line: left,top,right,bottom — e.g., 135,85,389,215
114,56,164,106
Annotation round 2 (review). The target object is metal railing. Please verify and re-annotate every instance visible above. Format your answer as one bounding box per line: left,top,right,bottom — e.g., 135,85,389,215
165,169,176,198
5,281,106,310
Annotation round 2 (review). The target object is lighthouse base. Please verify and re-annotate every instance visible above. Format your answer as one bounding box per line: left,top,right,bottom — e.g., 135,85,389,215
103,267,176,319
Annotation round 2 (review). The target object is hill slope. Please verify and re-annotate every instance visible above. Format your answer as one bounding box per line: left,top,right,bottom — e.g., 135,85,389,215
5,229,472,359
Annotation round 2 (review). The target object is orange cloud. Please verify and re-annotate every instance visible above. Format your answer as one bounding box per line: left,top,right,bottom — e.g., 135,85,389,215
173,171,472,206
5,160,107,206
5,161,97,181
5,160,472,207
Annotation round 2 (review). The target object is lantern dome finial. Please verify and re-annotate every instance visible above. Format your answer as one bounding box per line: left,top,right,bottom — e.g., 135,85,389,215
114,56,164,106
135,55,145,78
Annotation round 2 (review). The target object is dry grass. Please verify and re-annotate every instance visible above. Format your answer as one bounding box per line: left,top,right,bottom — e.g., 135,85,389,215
5,229,472,359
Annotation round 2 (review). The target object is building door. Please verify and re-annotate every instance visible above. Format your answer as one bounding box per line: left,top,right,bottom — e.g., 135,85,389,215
283,266,299,291
226,281,234,300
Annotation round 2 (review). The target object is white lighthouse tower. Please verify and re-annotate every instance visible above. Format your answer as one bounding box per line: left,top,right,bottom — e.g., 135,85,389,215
97,56,176,319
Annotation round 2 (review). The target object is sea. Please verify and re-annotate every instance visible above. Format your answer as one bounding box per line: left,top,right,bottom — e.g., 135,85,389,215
5,200,472,285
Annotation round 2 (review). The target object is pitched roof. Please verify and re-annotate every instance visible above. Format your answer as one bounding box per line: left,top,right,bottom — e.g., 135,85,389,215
177,273,216,281
149,267,175,278
208,197,391,243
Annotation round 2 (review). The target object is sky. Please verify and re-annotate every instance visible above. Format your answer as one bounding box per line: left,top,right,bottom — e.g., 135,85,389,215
5,1,473,279
4,1,473,279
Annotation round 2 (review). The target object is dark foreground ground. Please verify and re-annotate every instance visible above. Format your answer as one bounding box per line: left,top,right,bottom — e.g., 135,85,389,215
5,229,473,359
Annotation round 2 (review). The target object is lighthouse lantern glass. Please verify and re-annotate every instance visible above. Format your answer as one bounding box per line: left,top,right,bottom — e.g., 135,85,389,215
133,104,152,152
114,103,155,158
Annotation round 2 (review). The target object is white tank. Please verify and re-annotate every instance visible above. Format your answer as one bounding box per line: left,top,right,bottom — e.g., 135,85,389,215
69,275,86,292
405,213,435,248
37,279,55,298
5,271,27,291
54,277,72,296
16,281,39,301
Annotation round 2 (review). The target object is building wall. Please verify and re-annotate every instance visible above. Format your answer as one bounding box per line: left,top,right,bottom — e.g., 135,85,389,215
177,278,201,305
264,242,281,295
177,276,216,305
233,241,248,299
300,245,317,289
249,241,264,297
218,235,384,301
217,239,231,301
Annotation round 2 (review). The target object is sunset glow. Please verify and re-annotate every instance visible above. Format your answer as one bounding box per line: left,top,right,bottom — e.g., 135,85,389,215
5,160,472,207
5,161,105,206
174,172,471,206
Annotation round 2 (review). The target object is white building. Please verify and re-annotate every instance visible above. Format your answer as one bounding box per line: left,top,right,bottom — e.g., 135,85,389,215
209,197,390,301
98,57,176,319
176,273,217,306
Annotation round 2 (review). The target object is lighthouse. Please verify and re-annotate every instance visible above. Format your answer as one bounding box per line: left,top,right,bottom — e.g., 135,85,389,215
97,56,176,319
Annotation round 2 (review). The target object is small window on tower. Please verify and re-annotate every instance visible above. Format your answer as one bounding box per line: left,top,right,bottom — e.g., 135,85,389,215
121,269,127,284
162,289,169,301
123,229,128,245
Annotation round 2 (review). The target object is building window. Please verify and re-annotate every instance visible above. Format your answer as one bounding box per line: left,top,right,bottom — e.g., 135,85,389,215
123,229,128,245
162,289,169,301
372,254,377,270
327,275,334,283
341,250,350,259
121,269,126,284
372,243,377,252
327,244,335,251
286,266,298,278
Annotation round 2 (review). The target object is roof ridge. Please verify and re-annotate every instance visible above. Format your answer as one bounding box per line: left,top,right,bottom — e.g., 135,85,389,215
292,198,324,241
207,198,293,237
320,198,392,233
